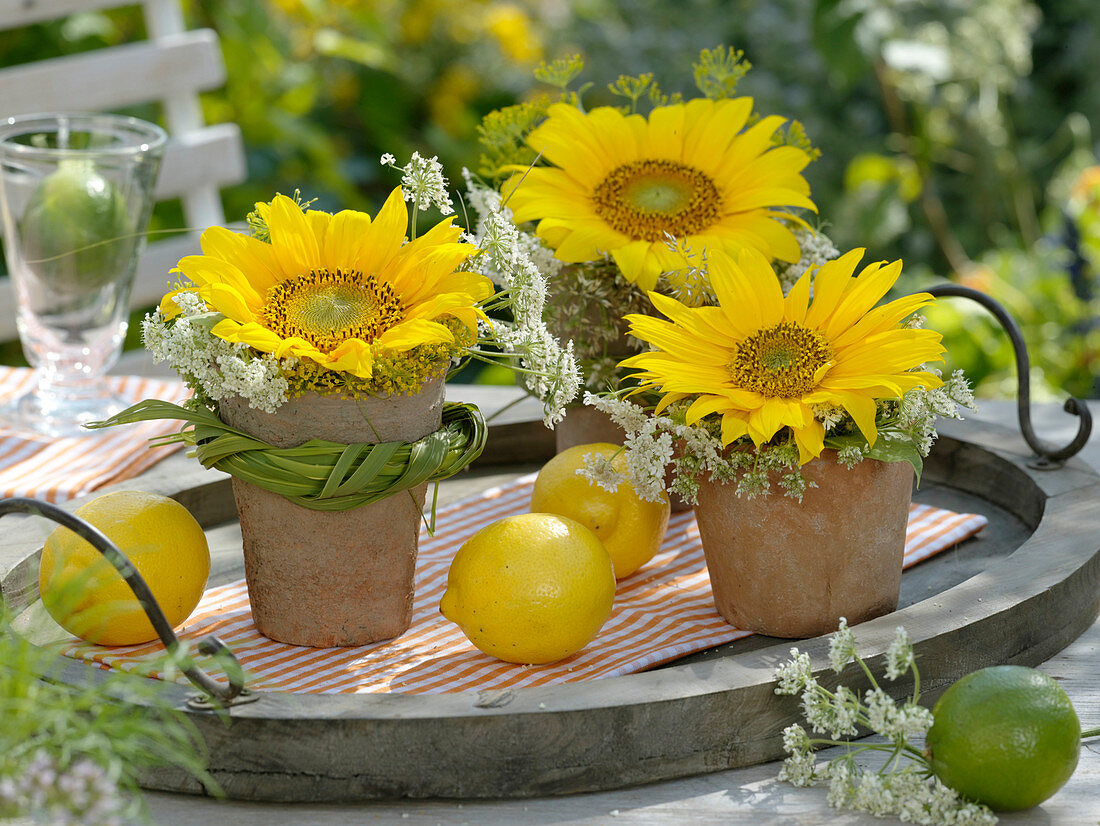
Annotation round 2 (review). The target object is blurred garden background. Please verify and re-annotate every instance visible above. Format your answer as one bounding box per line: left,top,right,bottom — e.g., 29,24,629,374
2,0,1098,399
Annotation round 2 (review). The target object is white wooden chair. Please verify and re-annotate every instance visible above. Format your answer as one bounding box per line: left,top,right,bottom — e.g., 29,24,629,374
0,0,246,362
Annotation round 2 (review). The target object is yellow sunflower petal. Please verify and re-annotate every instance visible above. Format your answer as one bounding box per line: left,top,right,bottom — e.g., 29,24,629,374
175,255,262,312
792,418,826,465
784,269,813,326
803,248,864,330
199,283,255,324
198,226,283,293
358,186,409,272
720,412,750,446
823,259,903,339
267,194,321,278
321,209,372,274
323,339,374,378
376,319,455,351
683,97,754,163
835,391,880,447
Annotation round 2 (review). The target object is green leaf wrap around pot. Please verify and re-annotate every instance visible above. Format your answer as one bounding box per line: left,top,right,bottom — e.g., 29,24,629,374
90,400,487,511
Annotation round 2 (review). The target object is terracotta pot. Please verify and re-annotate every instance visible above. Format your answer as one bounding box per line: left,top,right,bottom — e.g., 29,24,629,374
554,404,627,453
219,375,446,647
693,451,914,638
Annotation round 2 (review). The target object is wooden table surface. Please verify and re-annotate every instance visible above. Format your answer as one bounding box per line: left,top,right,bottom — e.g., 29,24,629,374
12,389,1100,824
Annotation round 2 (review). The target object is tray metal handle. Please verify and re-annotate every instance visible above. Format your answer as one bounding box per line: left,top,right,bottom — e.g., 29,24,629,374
924,283,1092,467
0,496,250,707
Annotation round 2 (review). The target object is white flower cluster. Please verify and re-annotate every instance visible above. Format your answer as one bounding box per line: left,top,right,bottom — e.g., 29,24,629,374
896,369,976,456
579,392,683,501
142,291,290,413
462,170,580,427
381,151,454,215
0,751,126,826
774,621,997,825
659,235,715,307
824,762,996,825
774,227,841,295
580,393,811,503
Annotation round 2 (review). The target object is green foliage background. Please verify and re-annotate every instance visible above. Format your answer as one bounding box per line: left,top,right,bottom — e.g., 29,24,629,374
1,0,1098,398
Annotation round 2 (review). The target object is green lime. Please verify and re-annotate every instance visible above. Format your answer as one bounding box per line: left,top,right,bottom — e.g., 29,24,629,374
925,665,1080,811
19,158,135,291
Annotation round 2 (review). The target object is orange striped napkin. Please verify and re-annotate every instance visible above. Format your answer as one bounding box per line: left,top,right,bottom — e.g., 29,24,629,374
61,475,988,695
0,366,187,502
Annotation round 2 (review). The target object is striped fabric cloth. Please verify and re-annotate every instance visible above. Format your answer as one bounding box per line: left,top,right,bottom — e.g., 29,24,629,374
0,367,187,502
60,474,989,696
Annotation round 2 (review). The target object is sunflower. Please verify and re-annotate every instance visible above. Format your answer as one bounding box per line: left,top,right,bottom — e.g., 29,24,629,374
620,248,945,464
166,187,492,380
502,98,816,291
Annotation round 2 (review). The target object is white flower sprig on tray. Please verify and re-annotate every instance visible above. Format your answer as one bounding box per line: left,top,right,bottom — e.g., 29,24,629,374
774,619,997,825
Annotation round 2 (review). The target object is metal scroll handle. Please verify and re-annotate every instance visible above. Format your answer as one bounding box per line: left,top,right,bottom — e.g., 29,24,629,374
0,497,249,707
923,283,1093,467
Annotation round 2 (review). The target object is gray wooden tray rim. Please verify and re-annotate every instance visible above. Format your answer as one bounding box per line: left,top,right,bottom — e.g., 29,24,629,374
1,418,1098,802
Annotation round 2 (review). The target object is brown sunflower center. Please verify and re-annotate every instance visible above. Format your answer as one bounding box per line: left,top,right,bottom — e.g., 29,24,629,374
262,268,403,353
728,322,833,398
591,159,721,241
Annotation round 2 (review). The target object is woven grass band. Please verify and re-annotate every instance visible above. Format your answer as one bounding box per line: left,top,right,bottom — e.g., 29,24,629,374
90,399,487,511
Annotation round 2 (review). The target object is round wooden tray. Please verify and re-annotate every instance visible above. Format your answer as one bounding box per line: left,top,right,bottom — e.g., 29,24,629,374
2,417,1098,802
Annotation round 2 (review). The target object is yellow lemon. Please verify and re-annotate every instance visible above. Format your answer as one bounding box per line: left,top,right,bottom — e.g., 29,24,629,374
39,491,210,646
530,442,670,579
439,513,616,664
926,665,1081,811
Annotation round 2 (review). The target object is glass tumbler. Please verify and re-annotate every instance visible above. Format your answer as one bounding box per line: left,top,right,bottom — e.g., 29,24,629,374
0,113,167,437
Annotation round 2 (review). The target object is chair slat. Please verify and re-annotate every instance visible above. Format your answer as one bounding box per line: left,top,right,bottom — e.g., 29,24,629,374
0,0,130,30
0,30,226,118
155,124,246,201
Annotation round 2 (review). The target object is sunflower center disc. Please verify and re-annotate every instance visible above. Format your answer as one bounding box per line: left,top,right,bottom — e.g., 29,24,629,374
728,321,833,398
262,268,404,353
592,159,721,241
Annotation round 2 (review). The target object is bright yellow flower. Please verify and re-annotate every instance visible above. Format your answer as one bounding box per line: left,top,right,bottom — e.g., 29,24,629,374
502,98,816,291
620,248,945,464
168,188,492,379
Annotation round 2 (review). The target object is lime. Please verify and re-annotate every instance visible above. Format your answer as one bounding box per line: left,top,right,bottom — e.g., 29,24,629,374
530,443,670,579
19,159,135,291
439,513,616,664
39,491,211,646
925,665,1080,811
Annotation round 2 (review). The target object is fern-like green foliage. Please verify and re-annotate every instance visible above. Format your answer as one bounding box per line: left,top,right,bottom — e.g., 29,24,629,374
693,45,751,99
780,120,823,160
607,72,656,111
476,98,552,180
533,54,585,88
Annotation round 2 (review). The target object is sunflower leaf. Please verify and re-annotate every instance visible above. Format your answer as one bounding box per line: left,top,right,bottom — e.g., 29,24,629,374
826,432,924,484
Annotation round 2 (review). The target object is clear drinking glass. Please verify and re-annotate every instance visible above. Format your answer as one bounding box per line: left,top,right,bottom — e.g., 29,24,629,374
0,113,167,437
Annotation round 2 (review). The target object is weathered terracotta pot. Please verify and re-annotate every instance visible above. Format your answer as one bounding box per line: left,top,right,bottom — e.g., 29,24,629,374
554,404,627,453
219,375,446,647
693,451,914,638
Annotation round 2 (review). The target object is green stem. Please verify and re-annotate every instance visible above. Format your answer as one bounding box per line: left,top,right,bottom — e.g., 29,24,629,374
806,738,928,766
1082,726,1100,739
853,653,882,693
